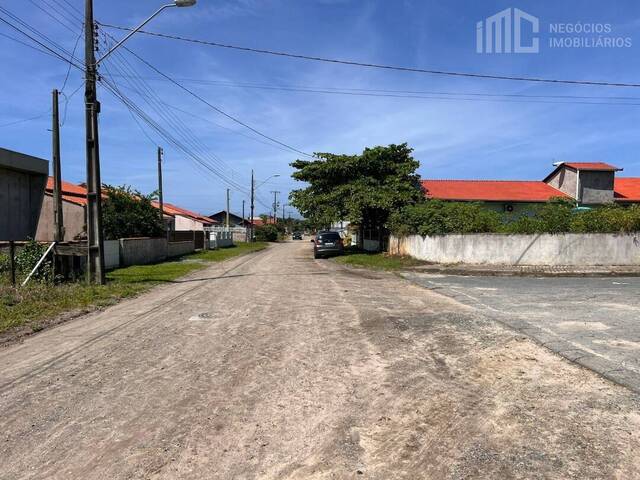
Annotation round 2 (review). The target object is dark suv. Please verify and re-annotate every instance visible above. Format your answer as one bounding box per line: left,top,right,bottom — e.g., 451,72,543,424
313,231,344,259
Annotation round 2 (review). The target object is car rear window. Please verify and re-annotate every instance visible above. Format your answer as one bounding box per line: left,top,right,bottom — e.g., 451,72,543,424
319,232,340,240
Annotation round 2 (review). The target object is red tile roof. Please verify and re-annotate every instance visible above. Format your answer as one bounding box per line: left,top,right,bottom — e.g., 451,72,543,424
45,176,87,206
250,217,276,226
614,178,640,202
421,180,569,203
562,162,621,171
152,201,216,225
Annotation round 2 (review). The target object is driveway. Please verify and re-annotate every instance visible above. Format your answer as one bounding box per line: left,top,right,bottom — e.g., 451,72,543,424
403,273,640,393
1,242,639,479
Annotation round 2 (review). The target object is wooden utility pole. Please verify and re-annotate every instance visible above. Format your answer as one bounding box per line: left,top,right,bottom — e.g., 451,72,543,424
157,146,164,228
225,188,230,229
52,89,64,242
84,0,105,284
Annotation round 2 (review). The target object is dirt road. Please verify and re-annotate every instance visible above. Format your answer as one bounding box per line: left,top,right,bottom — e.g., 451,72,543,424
1,242,639,479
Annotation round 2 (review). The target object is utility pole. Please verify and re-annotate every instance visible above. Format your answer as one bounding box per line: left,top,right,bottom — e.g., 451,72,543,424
225,188,230,229
271,190,280,223
242,199,246,241
84,0,105,284
157,146,164,228
52,89,64,242
250,169,255,242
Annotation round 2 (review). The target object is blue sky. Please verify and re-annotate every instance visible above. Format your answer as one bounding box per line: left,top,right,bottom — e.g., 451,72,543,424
1,0,640,217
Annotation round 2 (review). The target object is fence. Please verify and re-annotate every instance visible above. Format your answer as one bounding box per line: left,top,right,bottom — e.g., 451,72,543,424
389,233,640,266
169,230,205,250
208,231,233,249
206,226,247,242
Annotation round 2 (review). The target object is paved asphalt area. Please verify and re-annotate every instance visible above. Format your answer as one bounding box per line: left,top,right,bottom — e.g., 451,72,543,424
2,242,640,479
403,273,640,393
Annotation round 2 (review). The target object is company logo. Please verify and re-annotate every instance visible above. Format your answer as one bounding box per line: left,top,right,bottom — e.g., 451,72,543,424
476,8,539,54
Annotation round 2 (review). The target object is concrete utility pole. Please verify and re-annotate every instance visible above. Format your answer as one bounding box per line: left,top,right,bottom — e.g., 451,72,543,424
157,146,164,228
225,188,230,229
82,0,196,284
52,89,64,242
250,170,255,242
242,199,246,241
271,190,280,223
282,203,286,222
84,0,105,284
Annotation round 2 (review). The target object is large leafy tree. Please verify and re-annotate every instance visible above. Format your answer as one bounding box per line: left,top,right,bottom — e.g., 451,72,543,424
289,143,423,230
102,185,164,240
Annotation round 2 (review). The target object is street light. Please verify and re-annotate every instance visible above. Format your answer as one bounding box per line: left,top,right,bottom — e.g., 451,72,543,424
96,1,197,65
84,0,196,284
249,172,280,242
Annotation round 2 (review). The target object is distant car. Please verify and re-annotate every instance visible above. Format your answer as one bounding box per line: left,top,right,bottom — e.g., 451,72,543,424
292,231,303,240
313,231,344,259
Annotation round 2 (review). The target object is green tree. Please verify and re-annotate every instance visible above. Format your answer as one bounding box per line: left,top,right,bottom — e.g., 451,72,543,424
289,143,423,232
102,185,164,240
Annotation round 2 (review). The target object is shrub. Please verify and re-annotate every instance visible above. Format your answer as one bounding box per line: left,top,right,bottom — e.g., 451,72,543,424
102,185,164,240
390,199,640,236
15,240,53,283
388,200,501,236
254,224,279,242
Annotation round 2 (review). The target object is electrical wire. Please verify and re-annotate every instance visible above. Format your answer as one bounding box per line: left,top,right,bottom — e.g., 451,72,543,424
118,44,314,157
98,36,251,193
98,23,640,89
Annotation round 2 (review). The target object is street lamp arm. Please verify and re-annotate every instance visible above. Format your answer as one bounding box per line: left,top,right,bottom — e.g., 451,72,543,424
95,3,175,65
256,174,280,190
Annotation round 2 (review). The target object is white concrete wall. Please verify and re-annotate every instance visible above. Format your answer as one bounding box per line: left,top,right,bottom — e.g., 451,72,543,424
119,238,168,266
208,231,233,249
390,233,640,266
174,215,204,231
104,240,120,270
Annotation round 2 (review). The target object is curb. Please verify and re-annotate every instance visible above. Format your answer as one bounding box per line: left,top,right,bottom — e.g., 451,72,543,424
402,265,640,277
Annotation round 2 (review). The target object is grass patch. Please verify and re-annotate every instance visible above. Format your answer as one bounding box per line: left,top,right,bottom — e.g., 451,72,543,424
0,242,268,336
333,249,425,271
188,241,268,262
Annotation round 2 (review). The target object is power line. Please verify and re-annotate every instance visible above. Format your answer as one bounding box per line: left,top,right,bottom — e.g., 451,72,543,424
116,44,314,157
0,111,50,129
0,9,83,70
98,31,250,190
104,74,640,107
98,23,640,89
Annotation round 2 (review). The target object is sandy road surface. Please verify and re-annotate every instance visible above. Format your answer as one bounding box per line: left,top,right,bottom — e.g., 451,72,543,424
1,242,639,479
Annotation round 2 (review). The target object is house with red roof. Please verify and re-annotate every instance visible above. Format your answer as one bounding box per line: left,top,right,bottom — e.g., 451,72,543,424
35,177,88,241
35,177,217,241
151,201,216,231
422,162,640,214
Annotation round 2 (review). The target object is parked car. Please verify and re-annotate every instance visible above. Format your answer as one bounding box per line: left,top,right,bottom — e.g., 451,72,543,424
313,231,344,259
292,231,303,240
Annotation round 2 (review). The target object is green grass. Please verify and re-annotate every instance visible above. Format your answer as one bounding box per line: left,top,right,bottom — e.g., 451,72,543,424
333,249,425,271
188,241,268,262
0,242,268,336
